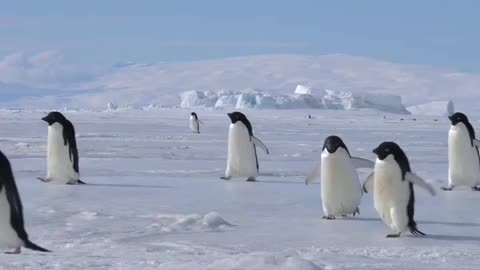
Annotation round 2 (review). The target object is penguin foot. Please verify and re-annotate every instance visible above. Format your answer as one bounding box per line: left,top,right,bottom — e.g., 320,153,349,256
246,177,256,182
353,208,360,216
5,247,21,254
386,233,401,238
220,176,231,180
472,186,480,191
322,216,335,220
441,186,454,191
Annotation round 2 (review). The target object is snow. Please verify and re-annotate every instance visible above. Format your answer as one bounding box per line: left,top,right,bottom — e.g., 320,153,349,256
2,53,480,116
294,85,313,95
408,101,455,116
0,108,479,269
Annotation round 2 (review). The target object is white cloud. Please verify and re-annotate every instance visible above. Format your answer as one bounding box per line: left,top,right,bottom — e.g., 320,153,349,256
0,50,93,87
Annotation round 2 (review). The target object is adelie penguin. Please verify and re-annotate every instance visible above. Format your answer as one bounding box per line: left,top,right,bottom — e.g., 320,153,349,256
306,136,375,219
222,112,269,181
0,151,50,254
190,112,202,133
442,112,480,191
363,142,436,238
39,112,85,185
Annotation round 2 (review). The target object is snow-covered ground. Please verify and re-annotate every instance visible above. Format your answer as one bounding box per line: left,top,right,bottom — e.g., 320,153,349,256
0,108,479,269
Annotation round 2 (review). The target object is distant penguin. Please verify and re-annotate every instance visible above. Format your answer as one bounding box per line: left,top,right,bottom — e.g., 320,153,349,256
363,142,435,237
222,112,269,181
306,136,374,219
190,112,202,133
443,112,480,191
0,151,50,254
40,112,84,185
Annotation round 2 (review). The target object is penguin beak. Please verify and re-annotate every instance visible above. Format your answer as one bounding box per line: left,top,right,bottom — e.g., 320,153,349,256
372,148,378,155
41,116,49,122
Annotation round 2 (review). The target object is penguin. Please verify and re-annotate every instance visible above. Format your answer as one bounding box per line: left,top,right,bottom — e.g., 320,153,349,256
442,112,480,191
221,112,269,181
0,151,50,254
363,142,436,237
306,136,375,219
190,112,202,133
39,112,85,185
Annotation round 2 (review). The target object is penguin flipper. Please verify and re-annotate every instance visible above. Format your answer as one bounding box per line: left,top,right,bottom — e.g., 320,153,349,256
350,157,375,169
405,172,436,196
251,136,269,154
473,139,480,148
37,177,52,183
305,162,321,185
362,172,374,193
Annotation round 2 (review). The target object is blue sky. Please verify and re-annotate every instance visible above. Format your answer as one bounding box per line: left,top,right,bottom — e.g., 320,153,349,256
1,0,479,71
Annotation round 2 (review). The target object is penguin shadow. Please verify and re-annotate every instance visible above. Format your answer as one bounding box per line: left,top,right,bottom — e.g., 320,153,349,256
81,183,172,189
407,234,480,242
342,217,480,228
256,179,309,185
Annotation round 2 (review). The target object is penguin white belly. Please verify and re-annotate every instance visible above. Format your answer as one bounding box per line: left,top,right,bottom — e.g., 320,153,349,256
448,128,480,187
374,159,410,233
190,117,199,133
47,124,79,183
0,189,22,249
321,151,362,216
226,124,258,178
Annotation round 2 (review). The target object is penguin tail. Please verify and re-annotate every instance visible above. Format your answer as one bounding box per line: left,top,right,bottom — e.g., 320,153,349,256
24,240,51,252
409,226,426,236
77,179,87,184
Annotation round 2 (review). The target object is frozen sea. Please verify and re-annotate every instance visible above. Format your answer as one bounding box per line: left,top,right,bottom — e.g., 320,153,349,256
0,108,479,270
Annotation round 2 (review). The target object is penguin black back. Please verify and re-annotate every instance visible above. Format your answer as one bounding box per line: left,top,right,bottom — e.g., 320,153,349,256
227,111,258,170
373,141,421,235
42,112,79,173
0,151,51,252
0,151,27,240
449,112,476,146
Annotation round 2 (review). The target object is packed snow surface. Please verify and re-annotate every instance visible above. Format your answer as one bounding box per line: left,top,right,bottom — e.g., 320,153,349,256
0,108,479,269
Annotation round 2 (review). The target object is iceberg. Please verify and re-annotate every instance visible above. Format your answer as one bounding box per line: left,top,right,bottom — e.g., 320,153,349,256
407,100,455,116
179,88,410,114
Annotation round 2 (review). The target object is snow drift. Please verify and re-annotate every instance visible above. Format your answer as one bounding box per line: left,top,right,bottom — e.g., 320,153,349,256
180,87,410,114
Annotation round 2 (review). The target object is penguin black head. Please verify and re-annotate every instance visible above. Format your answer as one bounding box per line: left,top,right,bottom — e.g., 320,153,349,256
227,111,248,124
227,112,253,136
42,111,68,126
449,112,469,126
191,112,198,119
323,135,349,155
373,141,411,176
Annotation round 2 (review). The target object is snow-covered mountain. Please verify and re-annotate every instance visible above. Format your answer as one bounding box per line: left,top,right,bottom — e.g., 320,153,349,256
1,53,479,114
